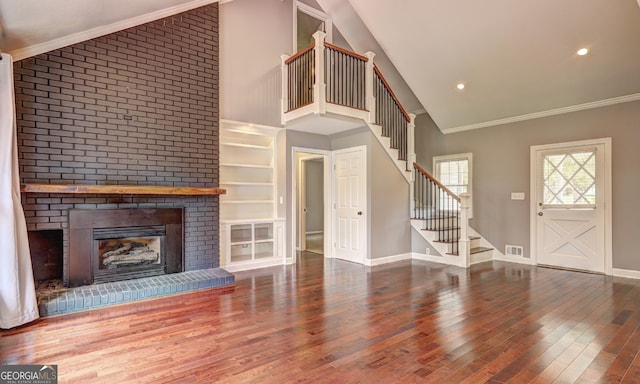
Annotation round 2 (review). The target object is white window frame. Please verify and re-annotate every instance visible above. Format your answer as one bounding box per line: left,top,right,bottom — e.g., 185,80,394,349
433,153,473,218
293,2,333,53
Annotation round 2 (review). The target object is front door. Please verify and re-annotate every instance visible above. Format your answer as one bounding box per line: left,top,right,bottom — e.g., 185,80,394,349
532,139,610,273
333,146,366,264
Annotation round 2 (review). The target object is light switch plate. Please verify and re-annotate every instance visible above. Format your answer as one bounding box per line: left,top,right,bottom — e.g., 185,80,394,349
511,192,525,200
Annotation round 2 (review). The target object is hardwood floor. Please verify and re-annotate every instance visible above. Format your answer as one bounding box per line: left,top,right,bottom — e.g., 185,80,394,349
2,253,640,383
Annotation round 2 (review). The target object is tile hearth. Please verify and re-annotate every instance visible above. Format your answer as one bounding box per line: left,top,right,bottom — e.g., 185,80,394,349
36,268,235,317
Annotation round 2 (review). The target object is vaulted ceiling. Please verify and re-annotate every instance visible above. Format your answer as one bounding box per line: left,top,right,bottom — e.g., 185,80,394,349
1,0,639,133
343,0,640,132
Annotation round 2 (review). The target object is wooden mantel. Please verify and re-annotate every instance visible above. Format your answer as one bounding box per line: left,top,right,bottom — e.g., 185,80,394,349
20,183,226,196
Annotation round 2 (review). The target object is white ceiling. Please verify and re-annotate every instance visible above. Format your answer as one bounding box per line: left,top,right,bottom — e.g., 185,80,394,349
346,0,640,132
1,0,640,133
0,0,217,60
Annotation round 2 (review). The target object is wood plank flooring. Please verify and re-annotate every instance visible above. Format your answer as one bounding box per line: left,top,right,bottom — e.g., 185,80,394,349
2,253,640,383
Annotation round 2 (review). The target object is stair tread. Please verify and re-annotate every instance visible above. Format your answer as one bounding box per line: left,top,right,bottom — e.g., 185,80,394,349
471,246,493,254
469,236,481,240
434,239,459,244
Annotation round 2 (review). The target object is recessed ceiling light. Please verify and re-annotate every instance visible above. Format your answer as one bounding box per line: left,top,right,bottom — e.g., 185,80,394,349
457,83,465,90
577,48,589,56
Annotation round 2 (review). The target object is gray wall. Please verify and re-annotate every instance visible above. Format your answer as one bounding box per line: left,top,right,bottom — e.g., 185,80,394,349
219,0,414,262
415,100,640,271
304,159,324,233
220,0,292,127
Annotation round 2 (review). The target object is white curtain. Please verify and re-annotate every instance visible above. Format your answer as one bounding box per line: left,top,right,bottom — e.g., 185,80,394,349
0,52,39,329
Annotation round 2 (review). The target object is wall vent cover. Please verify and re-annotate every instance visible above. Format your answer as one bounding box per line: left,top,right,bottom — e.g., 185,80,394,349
505,245,524,257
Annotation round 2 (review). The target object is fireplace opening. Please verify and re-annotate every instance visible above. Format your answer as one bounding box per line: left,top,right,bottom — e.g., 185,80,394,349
93,226,166,284
69,208,183,287
28,229,63,282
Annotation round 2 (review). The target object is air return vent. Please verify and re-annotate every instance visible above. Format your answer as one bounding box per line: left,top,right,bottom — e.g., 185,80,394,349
505,245,524,257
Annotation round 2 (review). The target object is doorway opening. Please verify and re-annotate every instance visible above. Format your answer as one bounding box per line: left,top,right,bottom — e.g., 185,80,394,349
301,157,325,254
292,148,331,260
294,2,333,52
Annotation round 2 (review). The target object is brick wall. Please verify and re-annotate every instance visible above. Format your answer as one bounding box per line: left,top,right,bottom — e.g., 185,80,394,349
14,4,220,283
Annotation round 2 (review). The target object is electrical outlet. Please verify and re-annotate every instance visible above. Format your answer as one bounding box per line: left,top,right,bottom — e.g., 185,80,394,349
425,247,430,255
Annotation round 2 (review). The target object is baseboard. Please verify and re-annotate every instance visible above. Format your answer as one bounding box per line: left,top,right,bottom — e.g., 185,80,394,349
612,268,640,280
411,252,463,267
223,259,285,272
365,252,412,266
492,254,534,265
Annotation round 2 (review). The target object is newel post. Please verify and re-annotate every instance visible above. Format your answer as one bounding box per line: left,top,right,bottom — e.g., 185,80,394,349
408,113,416,172
364,51,376,124
459,192,472,268
312,31,327,115
280,54,290,125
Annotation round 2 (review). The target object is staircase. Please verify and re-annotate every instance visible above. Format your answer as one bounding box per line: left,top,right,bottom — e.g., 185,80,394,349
281,31,493,267
411,163,493,267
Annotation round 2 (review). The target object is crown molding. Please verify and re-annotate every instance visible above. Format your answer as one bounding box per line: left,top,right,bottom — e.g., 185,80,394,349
441,93,640,134
9,0,219,62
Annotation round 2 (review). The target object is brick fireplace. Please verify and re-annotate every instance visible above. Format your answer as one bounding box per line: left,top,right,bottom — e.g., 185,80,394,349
14,4,221,286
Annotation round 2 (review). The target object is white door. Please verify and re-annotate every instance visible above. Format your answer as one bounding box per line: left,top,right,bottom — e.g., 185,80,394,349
532,140,609,273
333,146,366,264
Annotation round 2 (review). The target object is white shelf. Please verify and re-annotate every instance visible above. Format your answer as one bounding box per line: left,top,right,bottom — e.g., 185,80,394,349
222,142,271,150
221,182,273,186
221,200,273,204
220,120,285,269
222,218,284,224
220,163,272,169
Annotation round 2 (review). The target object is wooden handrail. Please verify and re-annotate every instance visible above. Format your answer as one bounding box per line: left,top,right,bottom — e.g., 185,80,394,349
284,42,315,65
413,163,461,202
324,42,369,62
20,184,226,196
374,65,410,122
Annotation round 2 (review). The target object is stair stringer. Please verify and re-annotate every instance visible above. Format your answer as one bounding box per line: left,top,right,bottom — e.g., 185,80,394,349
410,219,464,266
411,219,500,267
366,122,412,183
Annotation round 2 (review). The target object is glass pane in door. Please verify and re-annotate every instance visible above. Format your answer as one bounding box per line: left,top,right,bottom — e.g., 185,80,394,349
542,150,596,206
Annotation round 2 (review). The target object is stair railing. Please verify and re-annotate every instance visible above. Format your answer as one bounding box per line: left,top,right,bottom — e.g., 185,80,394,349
413,162,468,259
281,31,415,173
373,66,410,163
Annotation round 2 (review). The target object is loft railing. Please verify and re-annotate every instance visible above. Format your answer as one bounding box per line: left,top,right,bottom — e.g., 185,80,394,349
284,43,315,112
325,42,367,110
412,163,464,257
281,31,415,173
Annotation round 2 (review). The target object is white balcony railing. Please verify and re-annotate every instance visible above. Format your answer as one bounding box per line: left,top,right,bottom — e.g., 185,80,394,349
281,31,415,168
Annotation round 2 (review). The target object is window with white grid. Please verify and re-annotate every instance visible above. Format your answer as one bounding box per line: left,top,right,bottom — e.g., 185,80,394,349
433,153,472,217
542,148,597,208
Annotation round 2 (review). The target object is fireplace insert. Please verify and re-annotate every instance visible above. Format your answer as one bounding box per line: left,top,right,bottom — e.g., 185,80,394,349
69,208,183,287
93,225,166,284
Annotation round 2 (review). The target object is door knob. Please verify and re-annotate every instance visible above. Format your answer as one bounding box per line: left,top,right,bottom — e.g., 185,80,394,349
538,212,543,216
357,211,363,215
